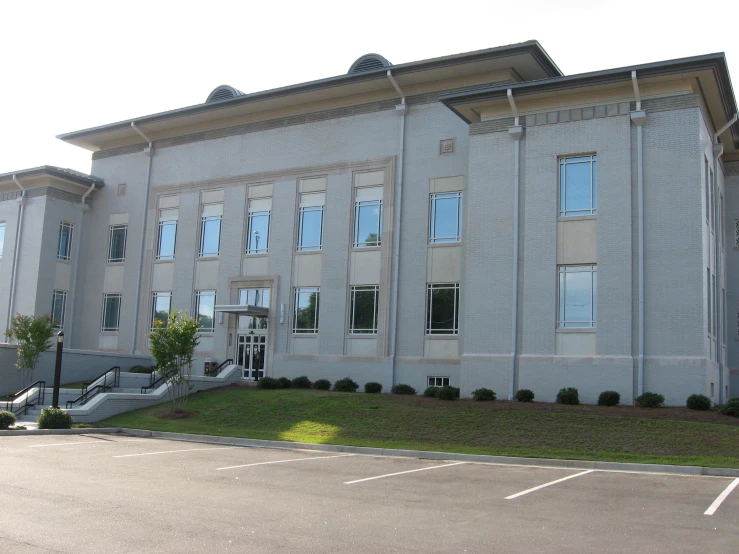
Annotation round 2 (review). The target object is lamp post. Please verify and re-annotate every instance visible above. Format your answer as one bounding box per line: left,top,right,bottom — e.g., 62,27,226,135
51,331,64,408
254,230,260,253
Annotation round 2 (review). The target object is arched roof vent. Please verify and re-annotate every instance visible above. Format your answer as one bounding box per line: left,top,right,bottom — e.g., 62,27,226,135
206,85,245,103
347,53,392,74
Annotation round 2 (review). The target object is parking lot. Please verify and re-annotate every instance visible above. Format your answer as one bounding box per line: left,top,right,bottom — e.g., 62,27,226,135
1,434,737,553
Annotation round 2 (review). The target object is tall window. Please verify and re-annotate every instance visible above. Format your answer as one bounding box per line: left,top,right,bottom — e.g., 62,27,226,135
426,283,460,335
293,287,320,333
246,198,271,254
705,158,710,223
199,204,222,257
101,293,122,332
297,193,324,251
0,221,5,258
195,290,216,332
429,192,463,243
151,292,172,329
557,265,597,328
51,290,67,330
57,222,74,261
238,288,270,330
157,209,177,260
354,187,382,248
710,168,715,232
350,286,379,334
559,155,597,217
108,225,127,263
707,268,711,334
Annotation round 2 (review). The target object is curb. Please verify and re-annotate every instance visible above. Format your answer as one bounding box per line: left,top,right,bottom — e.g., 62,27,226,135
0,428,122,437
119,429,739,478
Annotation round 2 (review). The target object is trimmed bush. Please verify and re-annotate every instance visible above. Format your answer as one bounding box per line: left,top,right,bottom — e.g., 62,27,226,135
277,377,292,389
450,387,460,399
0,410,16,429
516,389,535,403
635,392,665,408
364,382,383,394
472,388,496,401
334,377,359,393
686,394,711,411
598,391,620,407
37,407,72,429
556,387,580,405
257,377,282,389
423,386,439,398
129,365,157,374
436,386,457,401
717,398,739,417
313,379,331,390
291,376,312,389
391,384,416,395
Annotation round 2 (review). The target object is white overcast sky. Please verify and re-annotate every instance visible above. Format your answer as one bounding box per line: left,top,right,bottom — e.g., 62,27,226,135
1,0,736,176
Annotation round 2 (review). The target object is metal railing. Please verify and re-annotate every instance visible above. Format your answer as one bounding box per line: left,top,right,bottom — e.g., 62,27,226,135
206,359,233,377
3,381,46,416
65,366,120,409
141,368,175,394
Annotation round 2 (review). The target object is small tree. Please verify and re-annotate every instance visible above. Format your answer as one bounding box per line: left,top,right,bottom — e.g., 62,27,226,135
5,314,55,389
148,310,200,413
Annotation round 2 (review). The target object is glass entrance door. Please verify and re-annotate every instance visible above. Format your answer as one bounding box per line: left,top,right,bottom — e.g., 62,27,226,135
236,333,266,379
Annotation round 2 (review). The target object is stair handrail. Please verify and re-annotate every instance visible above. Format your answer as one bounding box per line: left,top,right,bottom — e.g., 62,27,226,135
65,366,120,409
141,368,175,394
206,359,233,377
3,381,45,416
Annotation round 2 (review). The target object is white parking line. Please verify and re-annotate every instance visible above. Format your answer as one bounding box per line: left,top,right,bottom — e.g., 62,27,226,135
28,438,146,448
704,478,739,515
114,446,241,458
505,469,594,500
216,454,353,471
344,462,467,485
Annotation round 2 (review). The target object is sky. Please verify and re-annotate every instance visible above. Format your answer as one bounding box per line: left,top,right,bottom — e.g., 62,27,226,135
1,0,737,176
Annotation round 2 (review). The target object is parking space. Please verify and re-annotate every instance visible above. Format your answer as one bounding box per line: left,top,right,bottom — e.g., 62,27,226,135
1,434,737,553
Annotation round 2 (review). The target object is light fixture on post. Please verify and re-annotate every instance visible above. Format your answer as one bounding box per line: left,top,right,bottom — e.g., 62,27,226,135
253,230,260,252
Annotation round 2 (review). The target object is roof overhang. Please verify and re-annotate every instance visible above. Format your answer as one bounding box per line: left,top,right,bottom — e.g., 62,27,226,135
0,166,104,194
57,42,562,152
214,305,269,317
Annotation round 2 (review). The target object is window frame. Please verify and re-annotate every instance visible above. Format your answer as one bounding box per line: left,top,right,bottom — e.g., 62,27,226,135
293,287,320,334
57,222,74,261
151,291,172,330
353,199,382,248
349,285,379,334
425,283,460,335
246,209,271,255
427,376,450,387
557,265,597,328
194,290,217,333
558,155,597,217
101,293,122,332
51,290,67,330
429,191,463,244
297,205,324,252
199,206,222,258
0,221,5,258
156,218,177,261
107,224,128,263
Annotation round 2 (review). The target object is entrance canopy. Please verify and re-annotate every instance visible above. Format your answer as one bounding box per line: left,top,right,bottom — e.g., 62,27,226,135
214,304,269,317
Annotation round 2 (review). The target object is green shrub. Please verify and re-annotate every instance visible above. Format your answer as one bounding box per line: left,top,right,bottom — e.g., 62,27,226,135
129,365,157,374
257,377,282,389
423,386,440,398
516,389,535,402
37,407,72,429
277,377,292,389
450,386,460,399
635,392,665,408
313,379,331,390
391,384,416,395
291,376,312,389
364,382,382,394
334,377,359,393
436,386,457,401
0,410,16,429
598,391,620,407
556,387,579,405
717,398,739,417
472,388,496,401
686,394,711,411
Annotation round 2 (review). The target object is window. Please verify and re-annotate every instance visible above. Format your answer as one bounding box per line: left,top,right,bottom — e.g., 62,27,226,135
349,285,379,334
705,158,710,223
151,292,172,330
428,376,450,387
707,268,712,334
713,274,717,337
559,155,597,217
57,222,73,261
557,265,597,328
354,187,382,247
199,204,222,257
293,287,320,334
429,192,463,243
157,209,177,260
426,283,460,335
246,199,271,254
720,195,724,250
101,293,121,332
735,220,739,247
238,288,270,330
51,290,67,330
297,193,324,251
108,225,127,263
710,168,715,232
195,290,216,332
0,222,5,258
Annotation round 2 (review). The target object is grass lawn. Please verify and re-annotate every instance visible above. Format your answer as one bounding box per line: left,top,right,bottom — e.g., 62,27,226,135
60,381,87,390
100,388,739,468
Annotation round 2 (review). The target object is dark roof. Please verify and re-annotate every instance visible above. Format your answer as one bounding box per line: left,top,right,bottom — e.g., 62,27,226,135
0,166,105,187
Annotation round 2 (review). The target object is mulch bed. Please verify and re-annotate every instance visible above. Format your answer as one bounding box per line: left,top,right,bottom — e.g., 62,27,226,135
155,410,198,420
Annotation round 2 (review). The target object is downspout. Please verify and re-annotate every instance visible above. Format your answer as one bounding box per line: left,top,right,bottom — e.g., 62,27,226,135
130,122,154,354
507,90,523,400
387,70,406,386
631,71,647,398
712,113,737,404
65,182,95,347
6,176,27,332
